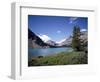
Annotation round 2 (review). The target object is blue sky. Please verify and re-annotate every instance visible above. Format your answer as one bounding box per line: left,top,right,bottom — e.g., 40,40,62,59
28,15,88,43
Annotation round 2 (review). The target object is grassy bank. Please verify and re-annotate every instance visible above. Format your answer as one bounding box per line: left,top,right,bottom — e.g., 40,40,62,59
28,51,88,66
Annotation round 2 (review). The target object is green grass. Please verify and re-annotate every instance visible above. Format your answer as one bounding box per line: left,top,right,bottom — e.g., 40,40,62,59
28,51,88,66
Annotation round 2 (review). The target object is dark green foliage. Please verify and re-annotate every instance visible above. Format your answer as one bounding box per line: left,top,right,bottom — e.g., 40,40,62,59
28,51,88,66
72,26,84,51
38,56,43,58
71,52,88,64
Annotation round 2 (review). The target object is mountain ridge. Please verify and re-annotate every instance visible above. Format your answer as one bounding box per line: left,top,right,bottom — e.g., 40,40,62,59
28,28,87,48
28,29,56,48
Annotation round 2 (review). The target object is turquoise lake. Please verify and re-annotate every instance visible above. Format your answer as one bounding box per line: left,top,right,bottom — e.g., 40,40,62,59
28,47,73,59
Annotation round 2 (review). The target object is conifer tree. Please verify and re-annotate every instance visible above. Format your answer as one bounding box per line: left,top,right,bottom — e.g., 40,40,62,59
72,25,81,51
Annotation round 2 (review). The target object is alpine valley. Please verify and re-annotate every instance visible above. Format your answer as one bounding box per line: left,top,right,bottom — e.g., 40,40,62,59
28,28,87,48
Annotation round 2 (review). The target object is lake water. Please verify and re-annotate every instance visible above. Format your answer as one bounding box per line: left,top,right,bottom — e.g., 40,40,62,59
28,47,73,59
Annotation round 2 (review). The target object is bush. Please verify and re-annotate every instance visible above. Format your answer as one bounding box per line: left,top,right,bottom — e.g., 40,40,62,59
28,51,88,66
38,56,43,58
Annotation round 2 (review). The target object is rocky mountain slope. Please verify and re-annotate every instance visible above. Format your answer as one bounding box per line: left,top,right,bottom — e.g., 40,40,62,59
28,28,87,48
28,29,50,48
60,31,87,47
46,40,58,46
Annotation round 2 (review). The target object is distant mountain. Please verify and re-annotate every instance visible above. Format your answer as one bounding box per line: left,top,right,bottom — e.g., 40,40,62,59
28,28,87,48
60,36,72,46
46,40,58,46
28,29,51,48
59,31,87,47
80,31,87,46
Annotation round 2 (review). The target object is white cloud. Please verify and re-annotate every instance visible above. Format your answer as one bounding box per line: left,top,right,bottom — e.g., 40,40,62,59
81,29,87,32
57,30,61,34
56,38,66,44
69,17,78,24
38,34,51,42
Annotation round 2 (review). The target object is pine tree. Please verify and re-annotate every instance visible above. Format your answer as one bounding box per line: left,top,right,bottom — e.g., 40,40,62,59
72,25,81,51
